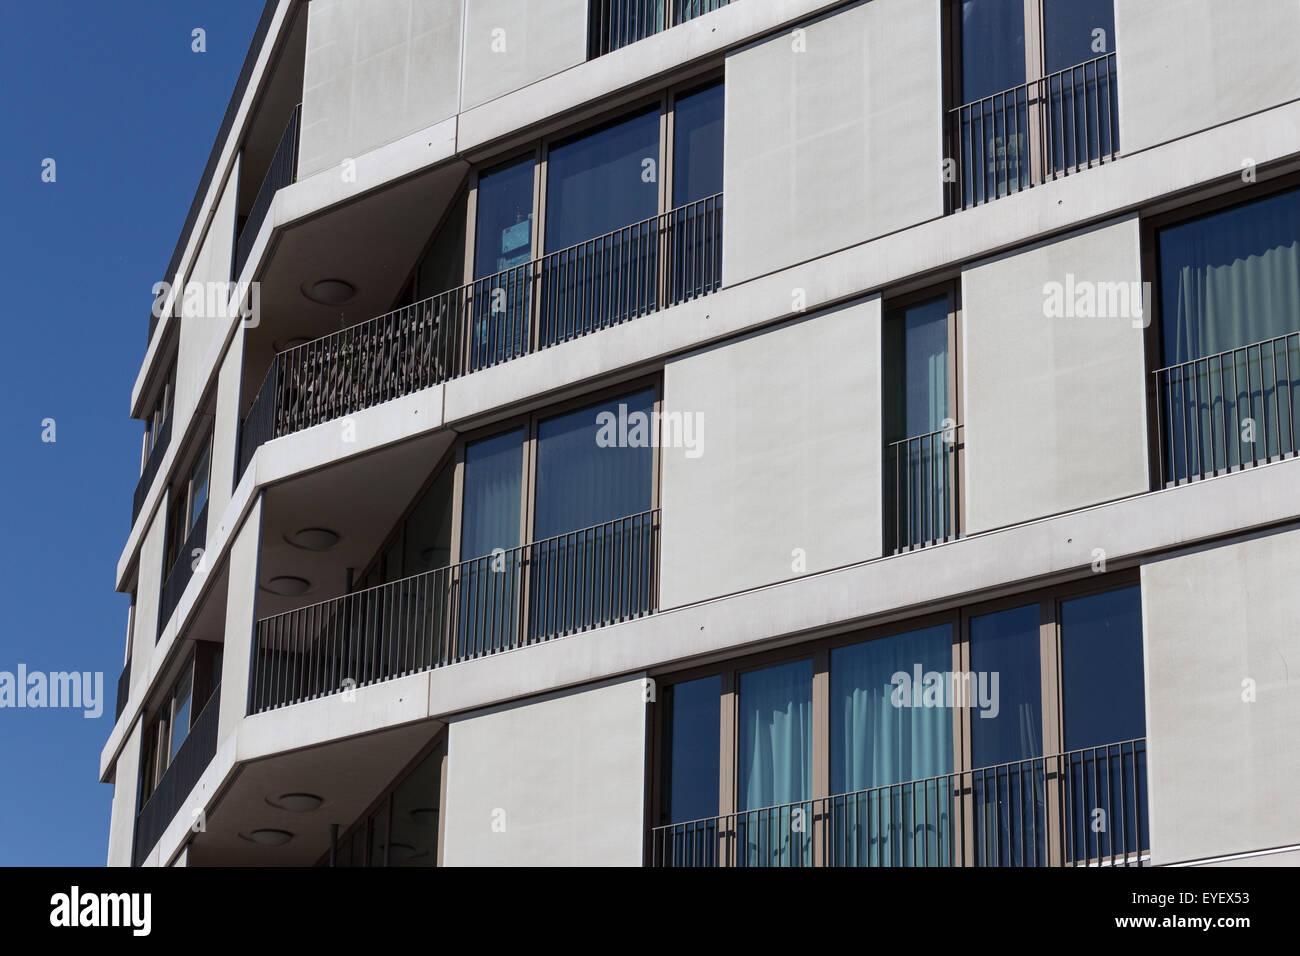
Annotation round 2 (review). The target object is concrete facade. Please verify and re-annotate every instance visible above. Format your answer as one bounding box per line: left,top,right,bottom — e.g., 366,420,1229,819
722,0,944,283
1116,0,1300,154
107,0,1300,870
442,676,647,866
962,217,1149,534
299,0,463,178
660,298,882,608
1141,525,1300,866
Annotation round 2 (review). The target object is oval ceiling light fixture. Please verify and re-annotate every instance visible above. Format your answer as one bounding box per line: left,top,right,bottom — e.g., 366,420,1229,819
285,527,340,552
240,829,294,847
263,576,312,596
302,278,356,306
269,792,324,813
409,808,439,827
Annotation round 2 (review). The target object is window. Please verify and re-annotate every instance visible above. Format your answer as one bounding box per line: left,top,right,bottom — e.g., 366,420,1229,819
650,578,1148,867
948,0,1118,208
331,739,445,867
163,433,212,576
1152,185,1300,483
882,287,962,552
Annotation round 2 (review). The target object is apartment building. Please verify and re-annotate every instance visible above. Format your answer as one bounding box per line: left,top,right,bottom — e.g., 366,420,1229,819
102,0,1300,867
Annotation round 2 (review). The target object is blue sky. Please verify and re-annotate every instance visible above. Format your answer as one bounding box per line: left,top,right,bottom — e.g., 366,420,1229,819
0,0,265,866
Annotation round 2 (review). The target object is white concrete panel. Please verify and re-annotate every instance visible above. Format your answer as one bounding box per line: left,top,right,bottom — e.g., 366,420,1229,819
1116,0,1300,154
660,299,882,609
106,719,142,866
175,166,238,436
962,217,1149,534
1141,526,1300,865
218,495,263,741
207,329,245,543
442,676,646,866
460,0,588,111
299,0,462,178
131,501,169,680
722,0,944,283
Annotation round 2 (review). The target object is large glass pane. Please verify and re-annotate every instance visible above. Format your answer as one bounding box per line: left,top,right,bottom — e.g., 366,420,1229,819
473,157,535,370
956,2,1029,206
673,82,724,206
969,604,1043,865
1043,0,1114,74
530,390,655,638
669,81,725,304
369,801,390,867
1060,585,1148,862
540,109,661,344
168,668,193,762
829,624,955,866
1042,0,1118,173
656,675,721,867
960,0,1025,103
188,443,211,534
389,745,444,867
884,297,952,550
458,430,524,658
737,660,814,866
1157,188,1300,480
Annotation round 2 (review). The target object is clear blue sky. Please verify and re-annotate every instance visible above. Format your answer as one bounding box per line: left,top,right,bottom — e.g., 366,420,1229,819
0,0,265,866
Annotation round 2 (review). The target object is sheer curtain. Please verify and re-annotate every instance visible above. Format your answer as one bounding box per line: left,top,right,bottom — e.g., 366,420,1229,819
458,430,524,656
737,660,813,866
1158,188,1300,475
830,625,954,866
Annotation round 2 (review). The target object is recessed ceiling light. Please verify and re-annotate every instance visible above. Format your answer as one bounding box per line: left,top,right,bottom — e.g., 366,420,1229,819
303,279,356,306
270,792,324,813
241,829,294,847
386,842,416,863
410,808,439,827
263,576,311,596
285,528,340,552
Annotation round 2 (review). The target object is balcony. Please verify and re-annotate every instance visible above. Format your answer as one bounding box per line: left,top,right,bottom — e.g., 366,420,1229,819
587,0,730,58
132,682,221,866
115,658,132,722
648,738,1148,867
234,104,301,280
1153,331,1300,485
157,504,208,641
886,425,962,553
132,414,172,523
946,53,1118,211
249,510,660,714
237,194,722,477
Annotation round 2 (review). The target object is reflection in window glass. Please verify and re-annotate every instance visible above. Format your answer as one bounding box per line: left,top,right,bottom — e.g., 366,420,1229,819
369,800,390,867
663,676,720,824
389,744,444,867
1060,585,1145,750
960,0,1026,103
737,660,813,811
969,604,1041,765
534,388,655,539
1042,0,1114,74
460,429,524,560
402,465,454,576
474,157,534,278
168,669,193,761
673,81,724,207
545,108,660,251
188,443,210,532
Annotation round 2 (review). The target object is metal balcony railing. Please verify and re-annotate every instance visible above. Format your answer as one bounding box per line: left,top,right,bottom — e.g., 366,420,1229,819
132,414,172,523
156,504,208,641
132,682,221,867
249,509,661,714
947,53,1118,211
236,195,722,478
886,425,961,553
648,738,1148,867
1154,331,1300,486
115,658,132,722
587,0,730,58
234,103,301,279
